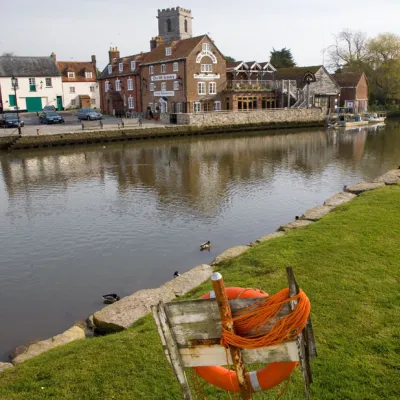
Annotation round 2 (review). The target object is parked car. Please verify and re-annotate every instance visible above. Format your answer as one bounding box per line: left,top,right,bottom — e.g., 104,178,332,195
77,108,103,121
43,105,56,112
0,113,25,128
39,111,65,124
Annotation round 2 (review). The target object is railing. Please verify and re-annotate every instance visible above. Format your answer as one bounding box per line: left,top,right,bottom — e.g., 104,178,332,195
226,80,297,94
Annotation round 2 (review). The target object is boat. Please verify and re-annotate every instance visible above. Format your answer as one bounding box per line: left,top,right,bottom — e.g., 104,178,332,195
338,113,369,127
362,113,387,123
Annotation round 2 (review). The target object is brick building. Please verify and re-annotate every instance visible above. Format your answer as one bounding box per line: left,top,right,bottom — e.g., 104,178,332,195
332,72,368,113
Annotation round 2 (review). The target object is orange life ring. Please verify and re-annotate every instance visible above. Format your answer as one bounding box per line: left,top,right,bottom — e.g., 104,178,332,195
194,287,298,393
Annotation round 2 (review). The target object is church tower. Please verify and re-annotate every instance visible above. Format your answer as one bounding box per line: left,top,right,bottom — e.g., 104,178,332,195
157,7,193,43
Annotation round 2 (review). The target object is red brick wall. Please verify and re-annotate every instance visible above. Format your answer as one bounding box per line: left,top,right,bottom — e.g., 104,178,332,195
356,73,368,100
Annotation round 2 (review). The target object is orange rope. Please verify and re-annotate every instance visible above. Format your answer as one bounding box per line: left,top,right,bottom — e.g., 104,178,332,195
221,288,310,349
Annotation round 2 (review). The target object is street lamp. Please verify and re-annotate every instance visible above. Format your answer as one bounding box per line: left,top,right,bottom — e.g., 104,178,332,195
11,76,22,136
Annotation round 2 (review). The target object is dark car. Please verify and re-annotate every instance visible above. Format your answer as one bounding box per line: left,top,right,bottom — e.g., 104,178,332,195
43,105,56,112
0,113,25,128
39,111,64,124
76,108,103,121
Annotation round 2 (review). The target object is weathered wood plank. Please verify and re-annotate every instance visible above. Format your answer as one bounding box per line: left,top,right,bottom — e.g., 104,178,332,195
151,305,172,366
179,341,299,367
155,302,193,400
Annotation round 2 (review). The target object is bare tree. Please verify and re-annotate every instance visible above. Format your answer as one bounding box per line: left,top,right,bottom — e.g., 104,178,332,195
1,52,15,57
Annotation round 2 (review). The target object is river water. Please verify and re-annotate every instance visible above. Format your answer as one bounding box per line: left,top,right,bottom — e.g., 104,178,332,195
1,122,399,361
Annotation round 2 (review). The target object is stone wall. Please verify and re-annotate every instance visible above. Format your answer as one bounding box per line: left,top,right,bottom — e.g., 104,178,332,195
176,108,325,126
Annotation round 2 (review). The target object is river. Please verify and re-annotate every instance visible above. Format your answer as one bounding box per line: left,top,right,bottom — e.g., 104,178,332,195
1,121,399,361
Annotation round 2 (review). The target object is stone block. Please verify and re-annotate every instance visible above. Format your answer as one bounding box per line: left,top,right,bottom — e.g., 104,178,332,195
301,205,333,221
252,232,285,245
324,192,356,207
212,246,250,265
0,362,14,373
345,182,385,195
279,220,314,232
373,169,400,185
93,264,212,334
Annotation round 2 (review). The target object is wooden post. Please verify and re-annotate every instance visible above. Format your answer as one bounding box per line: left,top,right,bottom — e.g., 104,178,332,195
281,80,285,108
211,272,252,400
287,80,291,108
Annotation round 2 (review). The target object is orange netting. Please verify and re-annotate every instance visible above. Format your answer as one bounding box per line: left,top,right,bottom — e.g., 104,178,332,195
220,288,310,349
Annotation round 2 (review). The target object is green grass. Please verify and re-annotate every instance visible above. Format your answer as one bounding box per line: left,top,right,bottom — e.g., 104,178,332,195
1,187,400,400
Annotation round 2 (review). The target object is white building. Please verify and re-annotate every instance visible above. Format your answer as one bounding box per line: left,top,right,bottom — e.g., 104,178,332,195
56,54,100,110
0,55,63,112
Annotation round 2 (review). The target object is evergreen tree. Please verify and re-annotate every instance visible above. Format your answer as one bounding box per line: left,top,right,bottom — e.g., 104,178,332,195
270,48,296,68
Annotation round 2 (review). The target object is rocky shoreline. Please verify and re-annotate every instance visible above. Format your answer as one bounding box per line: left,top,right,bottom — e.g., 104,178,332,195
1,168,399,372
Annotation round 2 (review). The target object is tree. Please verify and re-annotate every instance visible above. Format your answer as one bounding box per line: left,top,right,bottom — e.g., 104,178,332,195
225,56,236,62
269,48,296,68
2,52,14,57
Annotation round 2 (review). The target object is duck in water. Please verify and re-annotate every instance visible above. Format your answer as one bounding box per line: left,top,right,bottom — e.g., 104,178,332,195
200,241,211,251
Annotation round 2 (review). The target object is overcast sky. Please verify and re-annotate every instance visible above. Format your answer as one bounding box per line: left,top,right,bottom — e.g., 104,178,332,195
2,0,400,71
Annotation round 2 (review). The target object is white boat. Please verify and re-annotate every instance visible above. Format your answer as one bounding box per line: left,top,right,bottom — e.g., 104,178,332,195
363,113,387,123
338,120,369,127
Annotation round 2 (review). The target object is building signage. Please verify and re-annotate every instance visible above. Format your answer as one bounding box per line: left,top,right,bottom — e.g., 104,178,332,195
151,74,177,82
194,74,220,80
196,50,217,64
154,91,175,97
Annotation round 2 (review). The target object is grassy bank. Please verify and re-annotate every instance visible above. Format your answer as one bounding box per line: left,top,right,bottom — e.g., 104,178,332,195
1,186,399,400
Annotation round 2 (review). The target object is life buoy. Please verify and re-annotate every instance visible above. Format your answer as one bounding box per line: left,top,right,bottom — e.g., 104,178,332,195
194,287,298,393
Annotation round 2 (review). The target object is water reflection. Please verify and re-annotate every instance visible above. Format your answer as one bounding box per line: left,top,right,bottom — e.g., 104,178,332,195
0,122,399,361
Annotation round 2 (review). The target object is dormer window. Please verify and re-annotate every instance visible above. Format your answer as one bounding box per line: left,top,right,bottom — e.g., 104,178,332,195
67,72,75,78
166,47,172,56
203,43,211,52
131,61,136,71
161,64,166,73
85,72,93,79
108,65,112,74
119,63,123,72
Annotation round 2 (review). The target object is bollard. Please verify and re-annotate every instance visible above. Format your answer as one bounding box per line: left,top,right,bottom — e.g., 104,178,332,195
118,123,120,129
81,122,84,130
100,120,103,129
36,129,40,136
121,119,125,128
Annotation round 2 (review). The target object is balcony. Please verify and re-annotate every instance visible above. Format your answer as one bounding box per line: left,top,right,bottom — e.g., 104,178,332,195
226,80,276,92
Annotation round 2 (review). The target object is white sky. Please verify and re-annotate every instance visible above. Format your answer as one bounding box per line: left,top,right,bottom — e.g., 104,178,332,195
2,0,400,70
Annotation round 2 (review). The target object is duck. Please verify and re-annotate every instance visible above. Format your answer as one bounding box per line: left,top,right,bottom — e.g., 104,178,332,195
295,216,300,221
102,293,120,304
174,271,180,278
343,185,348,191
200,241,211,251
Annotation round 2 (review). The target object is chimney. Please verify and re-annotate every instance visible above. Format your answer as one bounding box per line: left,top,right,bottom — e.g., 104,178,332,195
91,55,97,76
108,47,120,63
51,52,56,62
150,38,157,51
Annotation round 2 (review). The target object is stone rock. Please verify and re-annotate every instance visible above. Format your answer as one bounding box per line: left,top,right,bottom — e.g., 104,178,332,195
324,192,356,207
212,246,250,266
373,169,400,185
345,182,385,194
12,325,86,365
301,205,333,221
252,232,285,246
279,220,314,232
93,264,212,333
87,315,95,330
0,362,14,373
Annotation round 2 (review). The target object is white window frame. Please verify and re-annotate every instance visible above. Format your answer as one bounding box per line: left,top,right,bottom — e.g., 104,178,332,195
161,82,167,92
161,64,166,73
119,63,123,72
149,65,154,74
69,86,75,93
198,82,206,95
176,102,182,113
105,80,109,92
203,43,211,52
201,64,212,73
150,83,155,92
45,78,52,87
67,72,75,78
91,98,96,105
214,101,221,111
108,65,112,74
128,96,134,109
209,82,217,95
71,99,76,106
166,47,172,56
173,62,179,72
127,79,134,91
85,72,93,79
131,61,136,71
29,78,36,85
116,79,121,91
173,81,180,91
194,102,201,112
90,86,95,92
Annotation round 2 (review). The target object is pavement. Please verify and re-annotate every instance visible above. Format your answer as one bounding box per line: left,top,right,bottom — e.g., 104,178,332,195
0,112,166,137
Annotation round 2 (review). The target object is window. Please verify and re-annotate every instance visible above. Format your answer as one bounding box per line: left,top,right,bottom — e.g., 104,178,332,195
209,82,217,94
127,79,134,91
149,65,154,74
176,102,182,113
105,81,109,92
203,43,211,52
29,78,36,92
150,83,155,92
173,81,180,91
108,65,112,74
71,99,76,106
201,64,212,73
161,82,167,91
116,80,121,91
70,87,75,93
128,96,134,109
119,63,123,72
90,86,95,92
85,72,93,79
67,72,75,78
166,47,172,56
91,98,96,105
194,102,201,112
45,78,52,87
173,62,179,72
131,61,136,71
214,101,221,111
198,82,206,95
184,19,188,33
9,94,16,107
11,77,18,88
123,95,127,106
167,19,172,32
161,64,166,73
